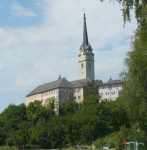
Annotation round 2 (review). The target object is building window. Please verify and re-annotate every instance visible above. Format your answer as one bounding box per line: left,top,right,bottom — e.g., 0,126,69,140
67,96,69,100
44,93,45,96
49,91,50,95
62,89,64,93
35,96,36,99
78,89,80,92
105,86,107,89
52,91,53,95
112,92,113,95
62,96,64,100
89,63,91,68
103,87,104,89
74,89,76,93
106,92,107,95
28,98,29,101
114,91,115,95
109,86,112,90
41,93,43,97
81,63,84,69
108,92,109,95
41,99,43,103
78,96,81,99
67,89,69,93
54,90,55,94
74,96,76,100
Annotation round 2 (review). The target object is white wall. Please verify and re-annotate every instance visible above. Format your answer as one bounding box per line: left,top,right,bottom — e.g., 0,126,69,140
99,84,123,101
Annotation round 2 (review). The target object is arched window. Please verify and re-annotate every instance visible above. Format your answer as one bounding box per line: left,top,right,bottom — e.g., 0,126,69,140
81,63,84,68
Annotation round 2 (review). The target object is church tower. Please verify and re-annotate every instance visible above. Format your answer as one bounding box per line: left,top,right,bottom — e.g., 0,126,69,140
78,14,95,80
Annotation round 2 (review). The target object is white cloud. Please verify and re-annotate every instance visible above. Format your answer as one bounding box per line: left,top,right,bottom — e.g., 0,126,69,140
0,0,137,94
10,2,38,17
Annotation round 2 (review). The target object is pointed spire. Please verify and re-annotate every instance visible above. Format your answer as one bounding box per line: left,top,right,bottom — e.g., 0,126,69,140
58,74,61,80
83,13,89,49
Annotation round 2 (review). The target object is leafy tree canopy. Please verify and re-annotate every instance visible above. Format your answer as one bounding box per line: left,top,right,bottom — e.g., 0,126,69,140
86,79,102,96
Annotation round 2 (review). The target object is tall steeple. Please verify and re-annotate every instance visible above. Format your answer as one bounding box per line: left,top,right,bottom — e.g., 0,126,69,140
78,13,95,81
83,14,89,49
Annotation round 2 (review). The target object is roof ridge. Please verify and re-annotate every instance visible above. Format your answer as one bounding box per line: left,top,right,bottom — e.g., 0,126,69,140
37,78,63,87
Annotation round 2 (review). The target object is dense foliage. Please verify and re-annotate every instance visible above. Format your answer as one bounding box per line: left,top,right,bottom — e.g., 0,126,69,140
86,79,102,96
0,95,130,148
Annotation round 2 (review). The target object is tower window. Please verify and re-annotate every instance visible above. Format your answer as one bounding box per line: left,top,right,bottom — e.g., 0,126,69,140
89,63,91,68
81,63,84,69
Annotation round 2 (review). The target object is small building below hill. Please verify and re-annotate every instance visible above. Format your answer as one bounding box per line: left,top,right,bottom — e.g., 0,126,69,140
98,77,123,102
26,78,91,114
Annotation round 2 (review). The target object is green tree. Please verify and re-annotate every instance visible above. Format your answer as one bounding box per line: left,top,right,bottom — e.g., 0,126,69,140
30,118,50,146
0,128,6,146
47,116,65,149
86,79,102,96
0,103,27,133
59,101,79,116
118,27,147,133
113,126,129,150
26,100,53,125
83,94,100,106
128,123,146,139
72,102,111,145
13,121,30,146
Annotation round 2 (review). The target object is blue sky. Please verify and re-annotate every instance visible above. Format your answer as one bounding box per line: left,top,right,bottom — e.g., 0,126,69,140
0,0,137,113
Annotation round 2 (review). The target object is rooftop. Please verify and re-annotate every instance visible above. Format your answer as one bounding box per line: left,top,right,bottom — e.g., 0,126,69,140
26,78,91,97
99,77,123,86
